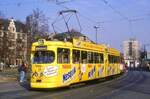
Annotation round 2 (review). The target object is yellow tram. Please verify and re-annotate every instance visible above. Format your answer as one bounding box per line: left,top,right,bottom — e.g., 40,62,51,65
30,38,121,88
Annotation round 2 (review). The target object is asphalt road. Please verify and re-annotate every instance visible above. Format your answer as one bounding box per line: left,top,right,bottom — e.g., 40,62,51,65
0,70,150,99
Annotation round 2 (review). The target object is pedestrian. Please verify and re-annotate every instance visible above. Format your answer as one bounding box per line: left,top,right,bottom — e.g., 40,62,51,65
18,61,28,83
0,61,4,71
124,63,128,72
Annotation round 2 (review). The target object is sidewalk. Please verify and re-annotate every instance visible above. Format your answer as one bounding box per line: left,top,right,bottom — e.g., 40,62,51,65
0,68,30,83
0,68,18,83
0,68,31,93
0,75,17,83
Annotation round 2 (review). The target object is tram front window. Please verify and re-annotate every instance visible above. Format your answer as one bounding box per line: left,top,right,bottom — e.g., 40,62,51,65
33,51,55,64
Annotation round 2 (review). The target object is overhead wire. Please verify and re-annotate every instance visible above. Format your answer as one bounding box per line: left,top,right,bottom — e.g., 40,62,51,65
101,0,129,21
45,0,150,40
2,0,150,34
78,12,97,24
100,0,150,35
0,0,43,6
1,0,149,23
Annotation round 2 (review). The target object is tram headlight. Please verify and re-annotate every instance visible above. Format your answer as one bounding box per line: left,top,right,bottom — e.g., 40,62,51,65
32,72,38,78
40,72,43,77
43,66,58,77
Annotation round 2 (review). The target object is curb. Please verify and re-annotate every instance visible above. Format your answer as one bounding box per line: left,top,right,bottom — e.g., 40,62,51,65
0,76,17,83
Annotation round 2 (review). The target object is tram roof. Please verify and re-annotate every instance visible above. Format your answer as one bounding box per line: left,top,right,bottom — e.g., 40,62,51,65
32,38,106,51
32,40,73,47
108,47,120,55
32,39,120,54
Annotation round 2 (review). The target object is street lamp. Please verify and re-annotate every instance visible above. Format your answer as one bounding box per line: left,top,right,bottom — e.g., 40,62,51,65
94,26,100,43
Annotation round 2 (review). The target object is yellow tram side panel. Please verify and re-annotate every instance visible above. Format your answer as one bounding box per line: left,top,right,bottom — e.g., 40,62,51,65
107,63,116,76
70,64,81,83
55,45,77,87
95,63,105,78
31,64,62,88
95,50,106,79
70,49,96,83
31,41,73,88
30,39,121,88
58,62,96,86
82,63,95,81
71,63,105,83
31,45,61,88
107,47,121,76
73,39,106,81
49,42,74,87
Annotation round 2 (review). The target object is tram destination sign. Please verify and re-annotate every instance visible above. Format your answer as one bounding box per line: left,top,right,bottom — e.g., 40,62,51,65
35,46,47,50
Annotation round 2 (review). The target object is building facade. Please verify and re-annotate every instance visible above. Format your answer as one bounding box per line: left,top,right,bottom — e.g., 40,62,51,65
123,39,140,67
147,52,150,59
0,18,28,66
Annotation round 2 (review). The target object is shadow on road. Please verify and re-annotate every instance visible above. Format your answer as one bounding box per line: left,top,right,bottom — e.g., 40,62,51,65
23,73,124,93
128,67,150,72
19,81,31,91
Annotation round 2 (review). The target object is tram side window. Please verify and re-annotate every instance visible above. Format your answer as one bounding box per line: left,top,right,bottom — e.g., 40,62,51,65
117,56,121,63
114,56,118,63
113,56,118,63
88,52,94,63
115,56,120,63
94,53,100,63
109,55,118,63
108,55,113,63
100,53,104,63
81,51,87,63
57,48,70,63
72,50,80,64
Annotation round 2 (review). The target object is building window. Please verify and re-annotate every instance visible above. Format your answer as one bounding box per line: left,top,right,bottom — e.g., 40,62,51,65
9,33,15,39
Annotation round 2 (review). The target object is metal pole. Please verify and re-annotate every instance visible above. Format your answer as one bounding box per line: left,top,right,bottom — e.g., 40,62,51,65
96,28,97,43
94,26,99,43
144,45,147,60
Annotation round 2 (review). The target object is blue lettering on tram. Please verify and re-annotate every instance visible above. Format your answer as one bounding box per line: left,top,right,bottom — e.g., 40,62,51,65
63,67,76,82
88,66,95,79
98,67,103,76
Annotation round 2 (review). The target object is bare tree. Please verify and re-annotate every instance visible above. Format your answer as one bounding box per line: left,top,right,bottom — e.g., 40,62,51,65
26,8,49,42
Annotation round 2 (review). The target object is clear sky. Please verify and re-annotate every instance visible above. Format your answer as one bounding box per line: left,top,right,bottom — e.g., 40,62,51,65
0,0,150,51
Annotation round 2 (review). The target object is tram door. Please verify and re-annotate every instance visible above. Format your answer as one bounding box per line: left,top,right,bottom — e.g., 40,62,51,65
104,48,109,77
72,50,82,83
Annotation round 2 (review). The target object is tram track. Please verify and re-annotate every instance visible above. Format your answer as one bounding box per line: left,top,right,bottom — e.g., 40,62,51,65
28,71,143,99
63,71,141,99
0,72,127,99
92,71,144,99
0,71,147,99
17,71,134,99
